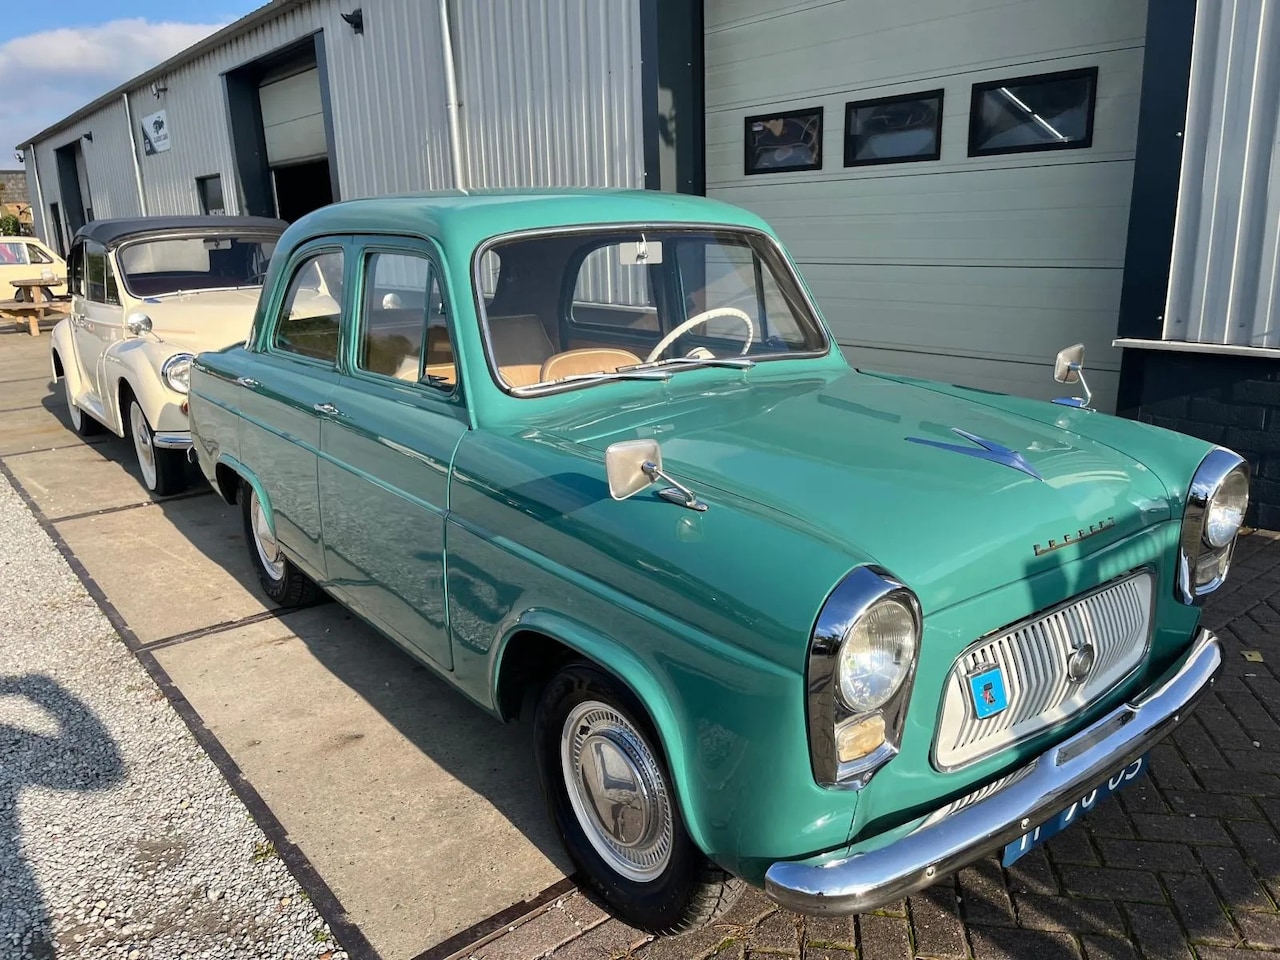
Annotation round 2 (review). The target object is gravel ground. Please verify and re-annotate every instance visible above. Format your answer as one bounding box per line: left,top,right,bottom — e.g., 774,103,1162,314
0,473,347,960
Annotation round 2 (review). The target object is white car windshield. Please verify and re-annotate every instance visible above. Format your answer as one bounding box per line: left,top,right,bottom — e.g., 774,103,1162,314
118,235,278,298
476,228,827,394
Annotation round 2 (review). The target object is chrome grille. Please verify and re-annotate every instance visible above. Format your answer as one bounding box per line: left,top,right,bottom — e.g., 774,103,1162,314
934,571,1153,770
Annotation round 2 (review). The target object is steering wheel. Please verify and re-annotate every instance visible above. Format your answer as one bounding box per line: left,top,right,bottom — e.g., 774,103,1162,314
645,308,755,363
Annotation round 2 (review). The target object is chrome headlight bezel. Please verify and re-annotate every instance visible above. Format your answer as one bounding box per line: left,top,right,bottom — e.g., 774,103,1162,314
161,353,195,395
1177,447,1250,604
807,566,921,788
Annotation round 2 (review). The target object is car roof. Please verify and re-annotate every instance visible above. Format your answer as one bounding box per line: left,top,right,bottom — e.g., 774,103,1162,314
73,216,288,248
285,188,776,250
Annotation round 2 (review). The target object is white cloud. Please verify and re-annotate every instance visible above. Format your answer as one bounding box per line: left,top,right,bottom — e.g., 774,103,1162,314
2,18,228,153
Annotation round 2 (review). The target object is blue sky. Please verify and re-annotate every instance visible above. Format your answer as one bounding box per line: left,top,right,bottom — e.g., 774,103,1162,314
2,1,261,156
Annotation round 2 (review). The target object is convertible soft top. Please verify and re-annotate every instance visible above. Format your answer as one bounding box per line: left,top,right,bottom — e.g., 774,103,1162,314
73,216,287,248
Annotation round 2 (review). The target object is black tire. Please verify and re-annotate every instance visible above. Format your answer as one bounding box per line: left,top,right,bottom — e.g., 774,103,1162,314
240,481,320,606
60,367,102,437
127,400,187,495
534,662,744,934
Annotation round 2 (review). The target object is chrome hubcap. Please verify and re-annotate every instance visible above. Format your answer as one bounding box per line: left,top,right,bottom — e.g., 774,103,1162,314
129,403,157,490
561,701,673,882
250,491,285,581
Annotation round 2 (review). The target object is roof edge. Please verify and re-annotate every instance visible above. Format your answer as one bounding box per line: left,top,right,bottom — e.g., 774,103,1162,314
15,0,306,151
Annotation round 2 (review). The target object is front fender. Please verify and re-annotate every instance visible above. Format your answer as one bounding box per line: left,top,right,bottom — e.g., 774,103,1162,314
104,339,190,433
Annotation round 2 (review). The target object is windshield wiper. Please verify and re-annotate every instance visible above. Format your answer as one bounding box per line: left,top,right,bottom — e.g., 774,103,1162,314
625,356,756,372
510,370,673,394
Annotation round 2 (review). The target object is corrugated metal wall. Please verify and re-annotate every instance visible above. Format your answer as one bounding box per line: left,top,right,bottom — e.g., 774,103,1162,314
453,0,644,190
26,0,643,238
1164,0,1280,349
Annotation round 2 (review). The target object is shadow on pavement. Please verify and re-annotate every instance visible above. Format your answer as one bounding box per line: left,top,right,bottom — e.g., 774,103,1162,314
0,675,125,960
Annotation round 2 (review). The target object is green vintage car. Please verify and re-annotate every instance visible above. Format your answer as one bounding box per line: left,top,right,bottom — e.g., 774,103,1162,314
188,190,1246,933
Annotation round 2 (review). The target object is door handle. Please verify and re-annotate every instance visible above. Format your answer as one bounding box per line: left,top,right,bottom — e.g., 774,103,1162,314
235,377,260,388
313,402,342,417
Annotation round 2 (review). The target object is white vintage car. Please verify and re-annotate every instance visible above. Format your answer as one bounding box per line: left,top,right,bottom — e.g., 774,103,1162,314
51,216,286,494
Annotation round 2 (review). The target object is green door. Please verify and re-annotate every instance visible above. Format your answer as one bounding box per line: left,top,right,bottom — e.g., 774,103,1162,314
318,241,468,669
239,241,348,579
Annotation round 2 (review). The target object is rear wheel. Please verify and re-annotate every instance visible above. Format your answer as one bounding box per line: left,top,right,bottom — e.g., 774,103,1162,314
534,662,744,933
241,482,319,606
128,400,186,495
61,371,101,436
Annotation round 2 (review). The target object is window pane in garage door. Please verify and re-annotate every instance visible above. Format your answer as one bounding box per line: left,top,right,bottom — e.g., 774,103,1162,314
970,67,1097,156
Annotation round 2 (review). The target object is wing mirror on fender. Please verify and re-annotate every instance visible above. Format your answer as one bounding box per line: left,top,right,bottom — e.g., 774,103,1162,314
605,438,707,512
1052,343,1092,409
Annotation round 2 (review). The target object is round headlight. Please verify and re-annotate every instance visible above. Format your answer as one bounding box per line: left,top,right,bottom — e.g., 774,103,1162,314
1204,467,1249,548
162,353,194,395
836,597,917,714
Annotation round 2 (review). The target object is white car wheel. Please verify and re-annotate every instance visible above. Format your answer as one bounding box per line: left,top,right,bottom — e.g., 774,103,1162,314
129,402,159,490
64,377,83,430
250,489,286,582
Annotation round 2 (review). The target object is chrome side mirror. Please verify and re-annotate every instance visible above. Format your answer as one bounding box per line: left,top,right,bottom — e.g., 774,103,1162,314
605,438,707,511
1054,343,1085,383
126,311,153,337
1051,343,1092,409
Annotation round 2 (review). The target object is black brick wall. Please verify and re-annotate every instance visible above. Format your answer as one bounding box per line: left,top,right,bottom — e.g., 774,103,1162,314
1117,348,1280,530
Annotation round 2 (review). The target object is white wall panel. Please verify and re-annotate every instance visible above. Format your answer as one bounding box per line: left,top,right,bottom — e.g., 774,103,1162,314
705,0,1147,410
1165,0,1280,349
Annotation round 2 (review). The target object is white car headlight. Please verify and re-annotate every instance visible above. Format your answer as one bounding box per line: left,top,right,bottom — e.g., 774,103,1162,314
1204,467,1249,548
162,353,194,395
836,597,917,713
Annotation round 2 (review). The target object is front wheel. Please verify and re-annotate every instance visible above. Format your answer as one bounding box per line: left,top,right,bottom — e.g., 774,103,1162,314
534,663,744,934
241,482,319,606
128,400,186,495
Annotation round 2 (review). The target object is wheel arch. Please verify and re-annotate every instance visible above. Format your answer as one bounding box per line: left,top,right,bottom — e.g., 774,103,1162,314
215,456,274,527
491,612,712,856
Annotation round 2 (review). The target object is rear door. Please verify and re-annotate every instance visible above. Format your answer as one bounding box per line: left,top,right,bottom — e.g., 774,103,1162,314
238,240,348,579
318,238,468,669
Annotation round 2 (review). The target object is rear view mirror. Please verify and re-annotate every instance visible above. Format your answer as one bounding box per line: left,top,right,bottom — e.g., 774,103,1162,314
1054,343,1085,384
605,439,662,500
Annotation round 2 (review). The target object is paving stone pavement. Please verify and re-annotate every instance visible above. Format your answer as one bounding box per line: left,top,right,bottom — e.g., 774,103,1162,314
460,529,1280,960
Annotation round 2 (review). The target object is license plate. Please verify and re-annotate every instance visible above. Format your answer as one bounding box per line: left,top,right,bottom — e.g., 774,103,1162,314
1001,754,1148,867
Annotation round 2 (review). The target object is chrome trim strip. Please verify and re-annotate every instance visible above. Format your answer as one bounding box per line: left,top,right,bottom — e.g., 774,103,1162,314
807,566,921,788
152,431,192,450
765,628,1222,914
1177,448,1249,605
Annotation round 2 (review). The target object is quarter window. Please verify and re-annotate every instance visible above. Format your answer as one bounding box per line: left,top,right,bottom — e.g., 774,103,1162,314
357,251,456,389
273,250,344,363
84,242,109,302
26,244,54,264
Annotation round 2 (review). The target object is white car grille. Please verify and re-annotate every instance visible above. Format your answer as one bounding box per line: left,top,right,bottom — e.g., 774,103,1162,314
934,571,1154,770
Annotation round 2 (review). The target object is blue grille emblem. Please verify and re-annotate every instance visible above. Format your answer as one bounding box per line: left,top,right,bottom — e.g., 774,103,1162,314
968,666,1009,720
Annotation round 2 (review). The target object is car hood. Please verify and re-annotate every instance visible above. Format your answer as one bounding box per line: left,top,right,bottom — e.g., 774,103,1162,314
137,288,261,353
531,369,1175,611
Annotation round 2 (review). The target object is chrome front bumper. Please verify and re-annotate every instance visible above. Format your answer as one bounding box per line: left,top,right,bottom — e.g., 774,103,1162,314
765,628,1222,914
152,430,192,450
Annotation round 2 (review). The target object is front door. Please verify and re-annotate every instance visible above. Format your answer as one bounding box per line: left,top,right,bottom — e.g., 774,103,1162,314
239,242,348,579
318,241,468,669
69,240,124,415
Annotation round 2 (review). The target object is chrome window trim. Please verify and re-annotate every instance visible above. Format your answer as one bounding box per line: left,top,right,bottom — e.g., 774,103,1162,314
929,566,1157,773
807,565,921,789
1177,447,1249,605
468,222,833,398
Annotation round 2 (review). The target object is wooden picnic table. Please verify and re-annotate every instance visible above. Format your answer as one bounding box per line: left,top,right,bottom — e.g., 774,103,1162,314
2,277,66,336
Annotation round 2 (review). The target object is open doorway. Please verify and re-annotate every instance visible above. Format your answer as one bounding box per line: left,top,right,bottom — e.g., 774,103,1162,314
272,158,333,222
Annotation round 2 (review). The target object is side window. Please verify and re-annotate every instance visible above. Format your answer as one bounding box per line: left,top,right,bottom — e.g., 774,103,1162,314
85,242,108,302
0,242,30,265
569,243,659,332
26,244,54,264
104,255,120,306
273,250,345,363
68,243,84,297
356,251,455,390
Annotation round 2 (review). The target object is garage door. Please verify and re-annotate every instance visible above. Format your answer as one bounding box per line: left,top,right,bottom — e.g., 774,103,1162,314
704,0,1148,411
259,67,326,166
